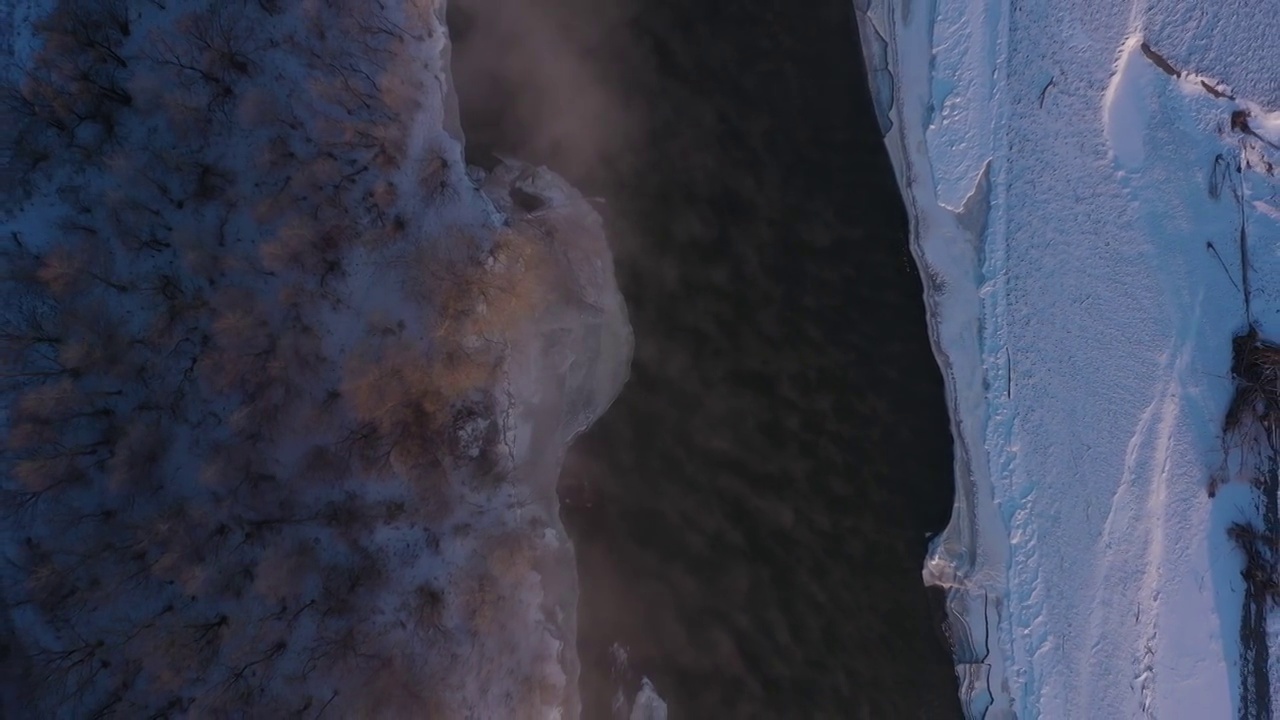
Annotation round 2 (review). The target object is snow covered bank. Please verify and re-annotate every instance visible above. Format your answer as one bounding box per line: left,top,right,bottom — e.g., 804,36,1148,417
856,0,1280,716
0,0,630,716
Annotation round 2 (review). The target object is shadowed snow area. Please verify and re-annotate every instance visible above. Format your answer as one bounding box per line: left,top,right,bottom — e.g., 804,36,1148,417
0,0,630,716
858,0,1280,717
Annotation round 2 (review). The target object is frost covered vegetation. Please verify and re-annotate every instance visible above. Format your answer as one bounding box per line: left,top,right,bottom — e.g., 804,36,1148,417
1218,327,1280,718
1207,107,1280,717
0,0,629,716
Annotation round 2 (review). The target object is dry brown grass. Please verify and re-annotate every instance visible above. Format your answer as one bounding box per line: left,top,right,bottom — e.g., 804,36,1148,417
1214,327,1280,496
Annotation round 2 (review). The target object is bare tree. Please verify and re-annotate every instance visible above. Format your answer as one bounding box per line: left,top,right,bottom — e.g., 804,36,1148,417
253,540,318,604
146,6,261,121
105,421,168,494
37,244,129,298
35,0,132,70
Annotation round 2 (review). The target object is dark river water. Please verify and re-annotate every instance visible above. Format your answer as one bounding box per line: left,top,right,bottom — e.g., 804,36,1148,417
451,0,963,717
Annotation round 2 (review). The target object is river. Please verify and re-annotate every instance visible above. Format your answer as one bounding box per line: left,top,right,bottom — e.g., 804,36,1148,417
450,0,963,717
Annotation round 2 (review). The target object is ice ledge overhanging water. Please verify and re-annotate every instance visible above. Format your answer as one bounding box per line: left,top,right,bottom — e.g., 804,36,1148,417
852,1,1016,717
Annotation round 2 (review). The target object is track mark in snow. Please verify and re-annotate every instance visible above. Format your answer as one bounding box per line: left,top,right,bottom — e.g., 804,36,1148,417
1086,295,1200,717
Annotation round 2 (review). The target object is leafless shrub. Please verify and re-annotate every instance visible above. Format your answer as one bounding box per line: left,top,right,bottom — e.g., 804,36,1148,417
343,347,438,427
147,502,215,590
11,380,85,429
7,380,108,452
6,381,118,498
274,311,325,379
377,68,424,122
25,547,78,617
0,299,60,371
254,539,319,604
418,153,459,205
105,421,169,494
318,548,386,616
319,496,377,540
297,444,351,487
11,454,88,497
338,421,394,475
295,153,356,200
14,55,129,134
259,216,344,277
198,441,255,491
103,187,172,254
484,529,536,585
233,88,282,133
189,161,235,204
156,79,218,139
37,243,129,298
426,225,553,343
306,65,381,117
55,305,133,381
367,179,399,222
1216,328,1280,714
35,0,131,69
228,378,294,440
7,0,134,142
452,572,501,635
329,656,430,719
207,287,273,365
143,275,208,349
0,302,72,388
217,620,289,700
408,582,445,635
34,245,89,298
400,0,444,41
1229,520,1280,606
0,110,55,186
303,619,375,686
175,225,230,286
250,135,299,181
1216,327,1280,495
137,611,208,697
146,5,261,122
161,5,259,83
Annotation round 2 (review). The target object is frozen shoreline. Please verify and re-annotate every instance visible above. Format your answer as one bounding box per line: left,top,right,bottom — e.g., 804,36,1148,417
856,0,1280,717
855,1,1013,715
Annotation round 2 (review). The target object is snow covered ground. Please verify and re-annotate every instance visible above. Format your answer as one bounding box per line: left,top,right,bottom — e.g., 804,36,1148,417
0,0,633,717
857,0,1280,717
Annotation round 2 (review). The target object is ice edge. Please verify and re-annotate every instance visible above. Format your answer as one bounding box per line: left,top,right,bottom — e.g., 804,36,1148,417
853,1,1016,718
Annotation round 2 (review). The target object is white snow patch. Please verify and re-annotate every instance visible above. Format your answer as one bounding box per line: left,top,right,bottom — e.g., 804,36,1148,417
1103,35,1156,171
1248,108,1280,147
858,0,1280,717
628,678,669,720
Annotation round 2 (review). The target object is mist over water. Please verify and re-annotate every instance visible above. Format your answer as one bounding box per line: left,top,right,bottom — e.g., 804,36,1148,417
448,0,638,186
450,0,963,717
